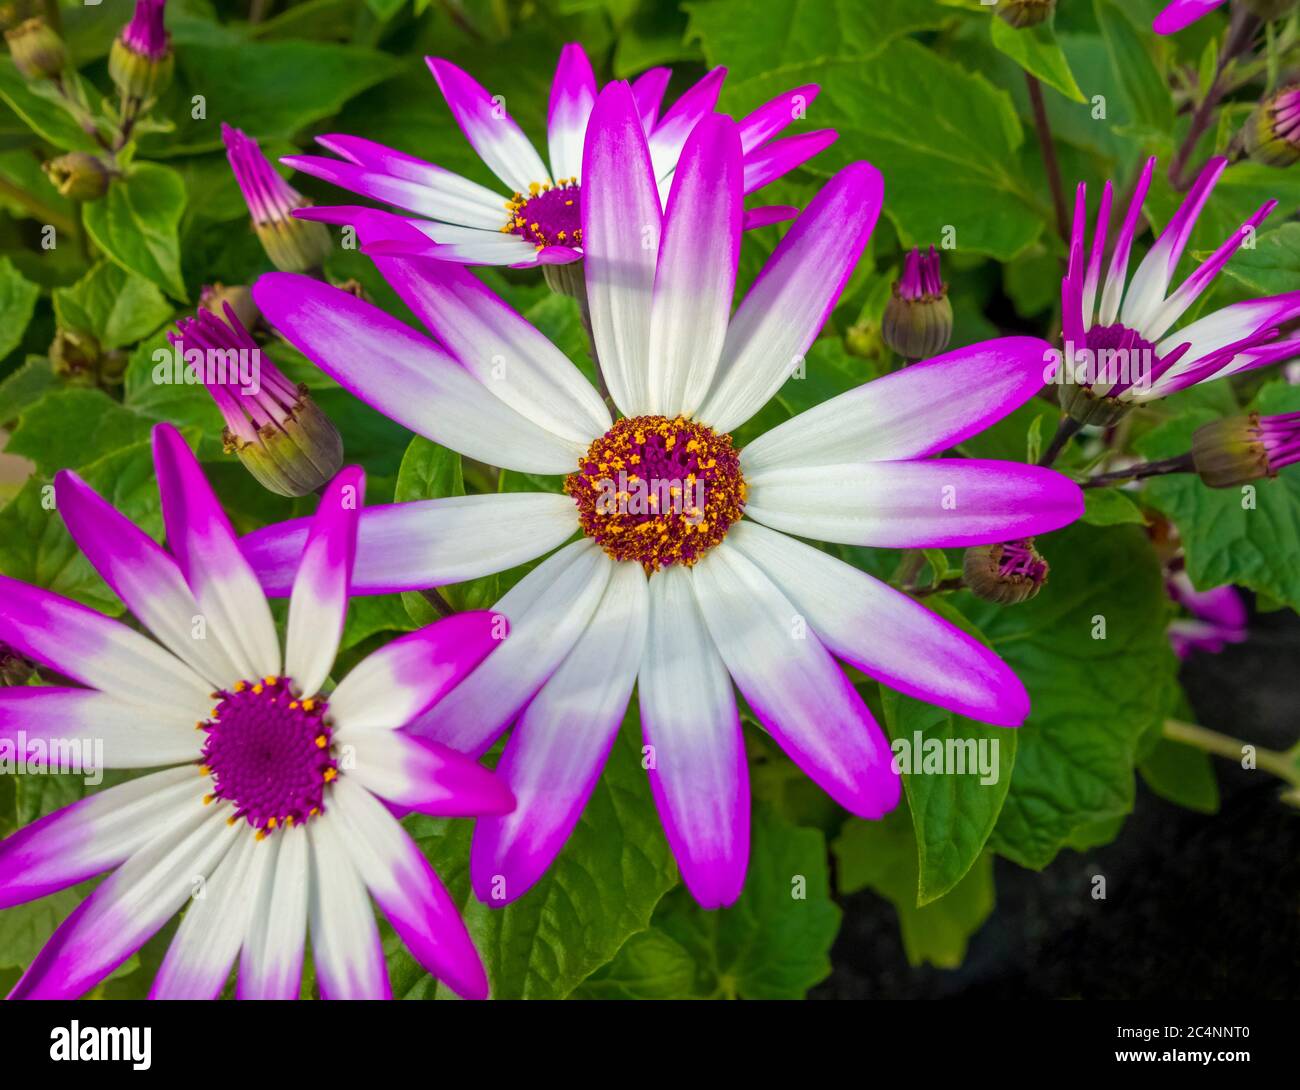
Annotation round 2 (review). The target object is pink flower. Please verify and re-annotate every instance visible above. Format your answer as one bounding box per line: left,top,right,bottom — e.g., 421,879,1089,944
0,425,513,999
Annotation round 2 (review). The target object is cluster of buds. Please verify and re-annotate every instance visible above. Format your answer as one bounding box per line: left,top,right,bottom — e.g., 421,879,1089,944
5,16,64,81
881,246,953,362
963,539,1049,605
170,303,343,496
42,151,111,201
1244,85,1300,168
995,0,1056,29
1191,412,1300,488
108,0,173,103
223,124,333,274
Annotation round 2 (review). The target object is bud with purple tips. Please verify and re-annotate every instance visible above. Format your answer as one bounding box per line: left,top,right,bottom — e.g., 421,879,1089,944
223,123,333,274
1192,412,1300,488
170,304,343,497
109,0,173,102
882,246,953,362
963,539,1049,605
1245,85,1300,168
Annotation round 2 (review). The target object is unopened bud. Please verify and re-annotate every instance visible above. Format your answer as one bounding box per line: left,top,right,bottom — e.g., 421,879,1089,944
882,246,952,361
963,539,1049,605
1057,382,1132,428
1244,85,1300,169
108,0,172,102
43,152,111,201
5,17,65,81
50,330,102,386
0,643,36,687
995,0,1055,29
1192,412,1300,488
200,283,259,332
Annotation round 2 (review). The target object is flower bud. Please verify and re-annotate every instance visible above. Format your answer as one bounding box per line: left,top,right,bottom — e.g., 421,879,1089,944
5,17,65,81
1192,412,1300,488
50,329,102,386
963,539,1049,605
171,304,344,497
0,643,36,687
108,0,173,102
1244,85,1300,169
1056,382,1132,428
223,124,333,273
882,246,952,361
995,0,1055,29
200,283,259,332
42,152,111,201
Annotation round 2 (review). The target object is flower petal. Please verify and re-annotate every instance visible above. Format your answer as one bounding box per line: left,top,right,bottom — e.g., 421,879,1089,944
548,42,598,181
346,730,514,816
1153,0,1227,36
0,573,210,715
692,543,900,816
152,423,282,680
251,273,585,473
0,766,207,909
744,460,1085,549
368,254,611,444
427,58,550,192
741,130,837,195
630,66,671,130
737,84,821,152
0,688,200,769
728,521,1030,726
699,161,883,433
741,337,1054,473
306,814,390,1000
237,824,309,1000
150,829,263,1000
646,114,743,417
582,81,662,417
285,466,364,699
639,565,748,909
331,777,488,1000
242,493,577,597
647,67,726,181
53,470,240,687
470,560,647,905
408,540,613,756
10,804,238,1000
330,612,503,732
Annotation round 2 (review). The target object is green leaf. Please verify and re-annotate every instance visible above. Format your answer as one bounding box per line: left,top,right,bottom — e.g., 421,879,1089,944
0,441,159,614
0,59,99,152
685,0,951,79
0,358,55,426
1214,222,1300,298
1093,0,1174,137
392,717,679,999
718,41,1044,260
991,14,1085,103
1139,383,1300,612
149,41,399,155
880,645,1017,905
52,262,173,350
582,806,839,999
1082,487,1147,526
0,888,81,970
969,521,1180,869
8,388,155,476
1140,736,1220,814
0,257,39,362
83,164,188,301
834,805,993,969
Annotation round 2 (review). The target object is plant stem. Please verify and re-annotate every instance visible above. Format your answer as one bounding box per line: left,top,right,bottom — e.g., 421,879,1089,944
419,587,456,618
892,550,927,588
1081,452,1195,488
907,576,965,598
1026,74,1069,245
1169,8,1260,191
1038,415,1082,467
1163,719,1300,787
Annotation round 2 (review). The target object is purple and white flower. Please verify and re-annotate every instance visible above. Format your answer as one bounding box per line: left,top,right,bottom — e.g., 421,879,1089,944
1167,572,1248,657
0,424,512,999
1057,156,1300,420
281,44,833,267
246,84,1084,909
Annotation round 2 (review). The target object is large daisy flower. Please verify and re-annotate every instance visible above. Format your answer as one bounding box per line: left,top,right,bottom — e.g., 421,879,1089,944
1056,156,1300,424
246,84,1084,908
0,424,513,999
281,43,833,267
